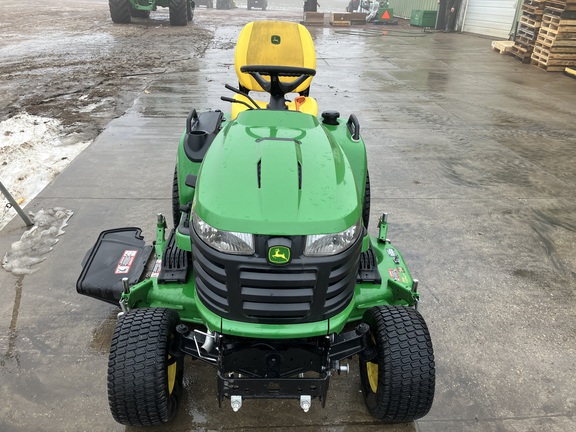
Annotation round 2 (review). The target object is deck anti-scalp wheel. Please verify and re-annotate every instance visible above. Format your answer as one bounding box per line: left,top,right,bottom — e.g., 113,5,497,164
108,308,184,426
359,305,435,422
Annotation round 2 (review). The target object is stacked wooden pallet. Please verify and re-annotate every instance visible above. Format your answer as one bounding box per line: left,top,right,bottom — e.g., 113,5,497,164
303,12,325,26
330,12,352,26
328,12,367,26
531,0,576,71
511,0,545,63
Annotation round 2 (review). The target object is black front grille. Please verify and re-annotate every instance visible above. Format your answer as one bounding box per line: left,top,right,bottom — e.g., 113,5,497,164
191,229,362,324
240,268,316,319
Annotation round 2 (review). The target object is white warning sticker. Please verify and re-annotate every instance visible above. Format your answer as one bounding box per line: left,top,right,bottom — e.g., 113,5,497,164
115,250,138,274
151,259,162,278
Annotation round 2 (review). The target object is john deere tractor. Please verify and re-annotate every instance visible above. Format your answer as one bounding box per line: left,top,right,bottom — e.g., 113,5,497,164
77,20,435,426
108,0,195,26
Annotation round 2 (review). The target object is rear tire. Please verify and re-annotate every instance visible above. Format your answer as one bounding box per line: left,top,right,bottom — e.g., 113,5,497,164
187,0,194,21
109,0,131,23
108,308,184,426
359,306,435,422
169,0,188,26
172,166,182,229
362,170,371,229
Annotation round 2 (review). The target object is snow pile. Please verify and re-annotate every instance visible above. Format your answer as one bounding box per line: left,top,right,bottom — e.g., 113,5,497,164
0,113,91,231
2,207,73,275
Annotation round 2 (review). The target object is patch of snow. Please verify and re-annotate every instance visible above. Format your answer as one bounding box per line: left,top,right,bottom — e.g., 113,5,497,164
2,207,73,275
0,112,90,231
78,97,114,113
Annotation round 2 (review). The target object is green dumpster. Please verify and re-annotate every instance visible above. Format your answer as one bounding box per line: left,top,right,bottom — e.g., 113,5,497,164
410,10,437,27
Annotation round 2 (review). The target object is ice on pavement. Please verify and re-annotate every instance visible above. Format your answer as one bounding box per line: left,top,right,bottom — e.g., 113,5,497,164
2,207,73,275
0,112,90,231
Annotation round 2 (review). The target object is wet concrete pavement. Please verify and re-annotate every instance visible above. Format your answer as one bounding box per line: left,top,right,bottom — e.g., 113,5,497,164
2,7,576,432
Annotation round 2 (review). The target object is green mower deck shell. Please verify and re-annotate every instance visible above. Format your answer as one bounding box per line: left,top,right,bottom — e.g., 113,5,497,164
122,215,417,339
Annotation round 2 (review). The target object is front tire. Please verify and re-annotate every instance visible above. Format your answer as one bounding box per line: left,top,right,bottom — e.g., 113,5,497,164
109,0,131,23
359,306,435,422
169,0,188,26
108,308,184,426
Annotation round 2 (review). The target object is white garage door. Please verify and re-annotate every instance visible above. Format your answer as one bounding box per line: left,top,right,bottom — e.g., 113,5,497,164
462,0,518,39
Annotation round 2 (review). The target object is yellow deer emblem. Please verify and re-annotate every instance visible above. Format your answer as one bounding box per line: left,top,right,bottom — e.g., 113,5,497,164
268,246,290,264
272,248,287,260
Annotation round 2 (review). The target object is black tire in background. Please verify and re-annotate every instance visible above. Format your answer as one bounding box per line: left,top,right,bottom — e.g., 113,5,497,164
359,305,435,423
109,0,131,23
169,0,188,26
172,166,182,229
108,308,184,426
362,170,370,229
187,0,194,21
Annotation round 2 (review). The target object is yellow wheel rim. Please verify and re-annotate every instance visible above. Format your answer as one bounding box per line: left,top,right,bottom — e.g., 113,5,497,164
366,333,378,393
167,354,176,395
366,361,378,393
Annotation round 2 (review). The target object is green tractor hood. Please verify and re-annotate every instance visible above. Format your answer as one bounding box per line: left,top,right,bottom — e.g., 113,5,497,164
193,110,360,235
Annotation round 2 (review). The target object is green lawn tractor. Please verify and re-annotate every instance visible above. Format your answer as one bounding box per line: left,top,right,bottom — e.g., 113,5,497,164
77,20,435,426
108,0,195,25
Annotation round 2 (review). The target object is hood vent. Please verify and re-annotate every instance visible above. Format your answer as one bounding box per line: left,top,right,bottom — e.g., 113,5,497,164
257,159,302,190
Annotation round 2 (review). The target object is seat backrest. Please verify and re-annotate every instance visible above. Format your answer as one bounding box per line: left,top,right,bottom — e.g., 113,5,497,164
234,21,316,95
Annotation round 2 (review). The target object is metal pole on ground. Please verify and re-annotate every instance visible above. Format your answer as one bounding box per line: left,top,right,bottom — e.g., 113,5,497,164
0,180,34,227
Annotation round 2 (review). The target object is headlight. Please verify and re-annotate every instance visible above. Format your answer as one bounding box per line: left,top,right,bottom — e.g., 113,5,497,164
304,221,361,256
192,213,255,255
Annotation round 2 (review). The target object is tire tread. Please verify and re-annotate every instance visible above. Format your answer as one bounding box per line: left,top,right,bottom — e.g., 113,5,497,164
108,308,181,426
360,305,435,422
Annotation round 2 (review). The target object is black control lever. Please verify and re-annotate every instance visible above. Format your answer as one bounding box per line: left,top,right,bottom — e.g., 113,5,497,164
220,96,254,111
224,84,261,110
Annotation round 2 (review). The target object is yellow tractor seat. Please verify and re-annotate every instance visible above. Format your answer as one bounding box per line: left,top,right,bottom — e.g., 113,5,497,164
231,21,318,119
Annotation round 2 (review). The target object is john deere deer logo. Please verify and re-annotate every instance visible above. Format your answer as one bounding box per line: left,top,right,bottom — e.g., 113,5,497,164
268,246,290,264
271,35,281,45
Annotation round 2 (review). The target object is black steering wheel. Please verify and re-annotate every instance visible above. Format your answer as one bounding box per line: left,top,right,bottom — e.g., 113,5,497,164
240,65,316,110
